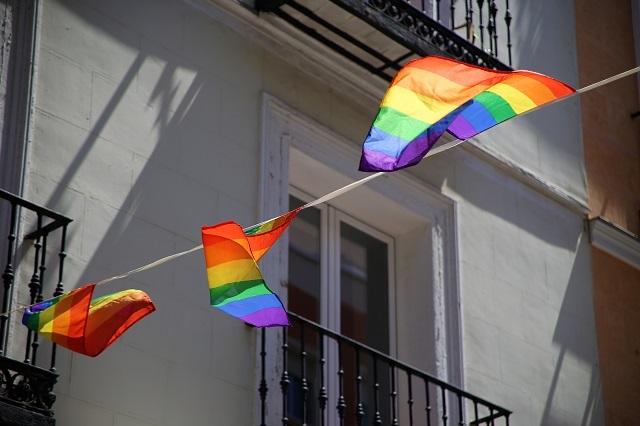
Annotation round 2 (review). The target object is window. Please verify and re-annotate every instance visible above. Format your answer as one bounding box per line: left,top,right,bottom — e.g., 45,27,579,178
287,190,395,425
288,191,394,352
260,94,462,425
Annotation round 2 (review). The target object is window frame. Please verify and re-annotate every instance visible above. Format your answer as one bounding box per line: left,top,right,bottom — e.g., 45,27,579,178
289,187,398,356
258,93,463,424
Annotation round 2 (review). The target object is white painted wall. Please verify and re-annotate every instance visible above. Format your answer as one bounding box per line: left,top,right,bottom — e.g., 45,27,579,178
451,149,602,425
479,0,586,203
15,0,603,424
27,0,267,423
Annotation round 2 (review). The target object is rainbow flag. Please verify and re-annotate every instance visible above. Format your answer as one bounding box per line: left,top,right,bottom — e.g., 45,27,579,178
202,209,299,327
359,56,575,172
22,284,155,357
245,208,300,261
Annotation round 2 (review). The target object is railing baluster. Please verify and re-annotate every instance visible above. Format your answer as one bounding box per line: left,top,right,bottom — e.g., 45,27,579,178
24,213,43,364
504,0,512,65
474,400,479,424
318,333,327,425
31,232,48,366
442,386,448,425
50,224,67,371
0,202,18,355
355,348,364,425
477,0,485,49
259,328,268,426
458,393,464,425
436,0,441,22
300,324,308,426
465,0,473,41
281,327,289,426
450,0,455,29
487,3,495,55
489,407,494,426
425,380,432,426
490,0,498,57
337,340,346,426
390,365,398,426
408,371,414,425
373,356,382,425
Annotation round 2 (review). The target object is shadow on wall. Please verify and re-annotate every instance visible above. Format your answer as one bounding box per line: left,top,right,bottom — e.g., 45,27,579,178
542,236,604,425
26,0,264,395
491,0,586,199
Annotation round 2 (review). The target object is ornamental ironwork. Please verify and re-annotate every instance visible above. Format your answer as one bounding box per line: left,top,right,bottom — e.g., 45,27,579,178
255,0,512,82
0,188,72,418
0,355,58,416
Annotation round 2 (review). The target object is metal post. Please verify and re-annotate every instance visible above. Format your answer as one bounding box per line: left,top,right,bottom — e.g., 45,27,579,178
50,224,67,371
259,328,267,426
0,203,18,355
24,213,42,364
280,327,289,425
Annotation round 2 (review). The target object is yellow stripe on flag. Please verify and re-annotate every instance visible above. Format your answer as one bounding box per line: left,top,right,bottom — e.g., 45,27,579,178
486,82,537,114
381,85,459,125
206,258,263,288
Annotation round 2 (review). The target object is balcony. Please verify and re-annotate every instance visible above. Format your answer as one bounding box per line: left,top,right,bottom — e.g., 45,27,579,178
258,313,511,425
0,189,72,423
253,0,513,82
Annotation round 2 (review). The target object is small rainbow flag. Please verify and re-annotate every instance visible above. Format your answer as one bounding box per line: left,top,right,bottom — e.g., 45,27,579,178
202,209,299,327
22,284,155,357
359,56,575,172
245,209,300,261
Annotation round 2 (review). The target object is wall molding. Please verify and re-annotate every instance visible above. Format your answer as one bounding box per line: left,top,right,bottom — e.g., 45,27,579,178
258,92,465,424
589,217,640,270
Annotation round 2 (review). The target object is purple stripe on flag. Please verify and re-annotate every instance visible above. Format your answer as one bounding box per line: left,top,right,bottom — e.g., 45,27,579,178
447,115,478,139
359,148,401,171
240,307,290,327
217,294,284,318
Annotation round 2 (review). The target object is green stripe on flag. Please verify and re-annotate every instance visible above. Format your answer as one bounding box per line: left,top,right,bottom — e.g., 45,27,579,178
210,279,268,306
373,107,431,141
474,91,516,123
216,284,274,307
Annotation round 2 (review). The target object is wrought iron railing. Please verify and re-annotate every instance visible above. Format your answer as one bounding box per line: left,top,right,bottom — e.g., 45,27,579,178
407,0,513,66
259,312,511,425
255,0,513,82
0,188,72,416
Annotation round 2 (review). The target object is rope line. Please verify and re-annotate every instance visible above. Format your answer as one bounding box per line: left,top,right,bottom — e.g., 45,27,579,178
5,66,639,315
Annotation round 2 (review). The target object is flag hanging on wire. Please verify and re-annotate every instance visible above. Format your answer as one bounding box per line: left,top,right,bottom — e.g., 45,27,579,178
359,56,575,172
202,208,300,327
22,284,155,357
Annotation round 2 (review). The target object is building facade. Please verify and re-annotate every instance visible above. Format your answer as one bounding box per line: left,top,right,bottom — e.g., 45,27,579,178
0,0,619,424
576,0,640,424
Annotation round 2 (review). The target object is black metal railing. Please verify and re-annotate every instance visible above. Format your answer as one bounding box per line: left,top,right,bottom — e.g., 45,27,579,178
255,0,512,82
259,312,511,425
0,188,72,416
407,0,513,66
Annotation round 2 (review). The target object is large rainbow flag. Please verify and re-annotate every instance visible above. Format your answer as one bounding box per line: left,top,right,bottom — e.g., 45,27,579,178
359,56,575,172
22,284,155,357
202,209,299,327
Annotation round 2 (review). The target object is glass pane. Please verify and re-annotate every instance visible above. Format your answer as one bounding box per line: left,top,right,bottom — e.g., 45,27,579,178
288,196,322,426
340,221,390,425
340,222,389,352
288,195,321,322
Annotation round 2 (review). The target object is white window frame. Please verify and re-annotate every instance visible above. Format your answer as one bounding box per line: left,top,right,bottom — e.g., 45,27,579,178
257,93,463,425
290,186,397,354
